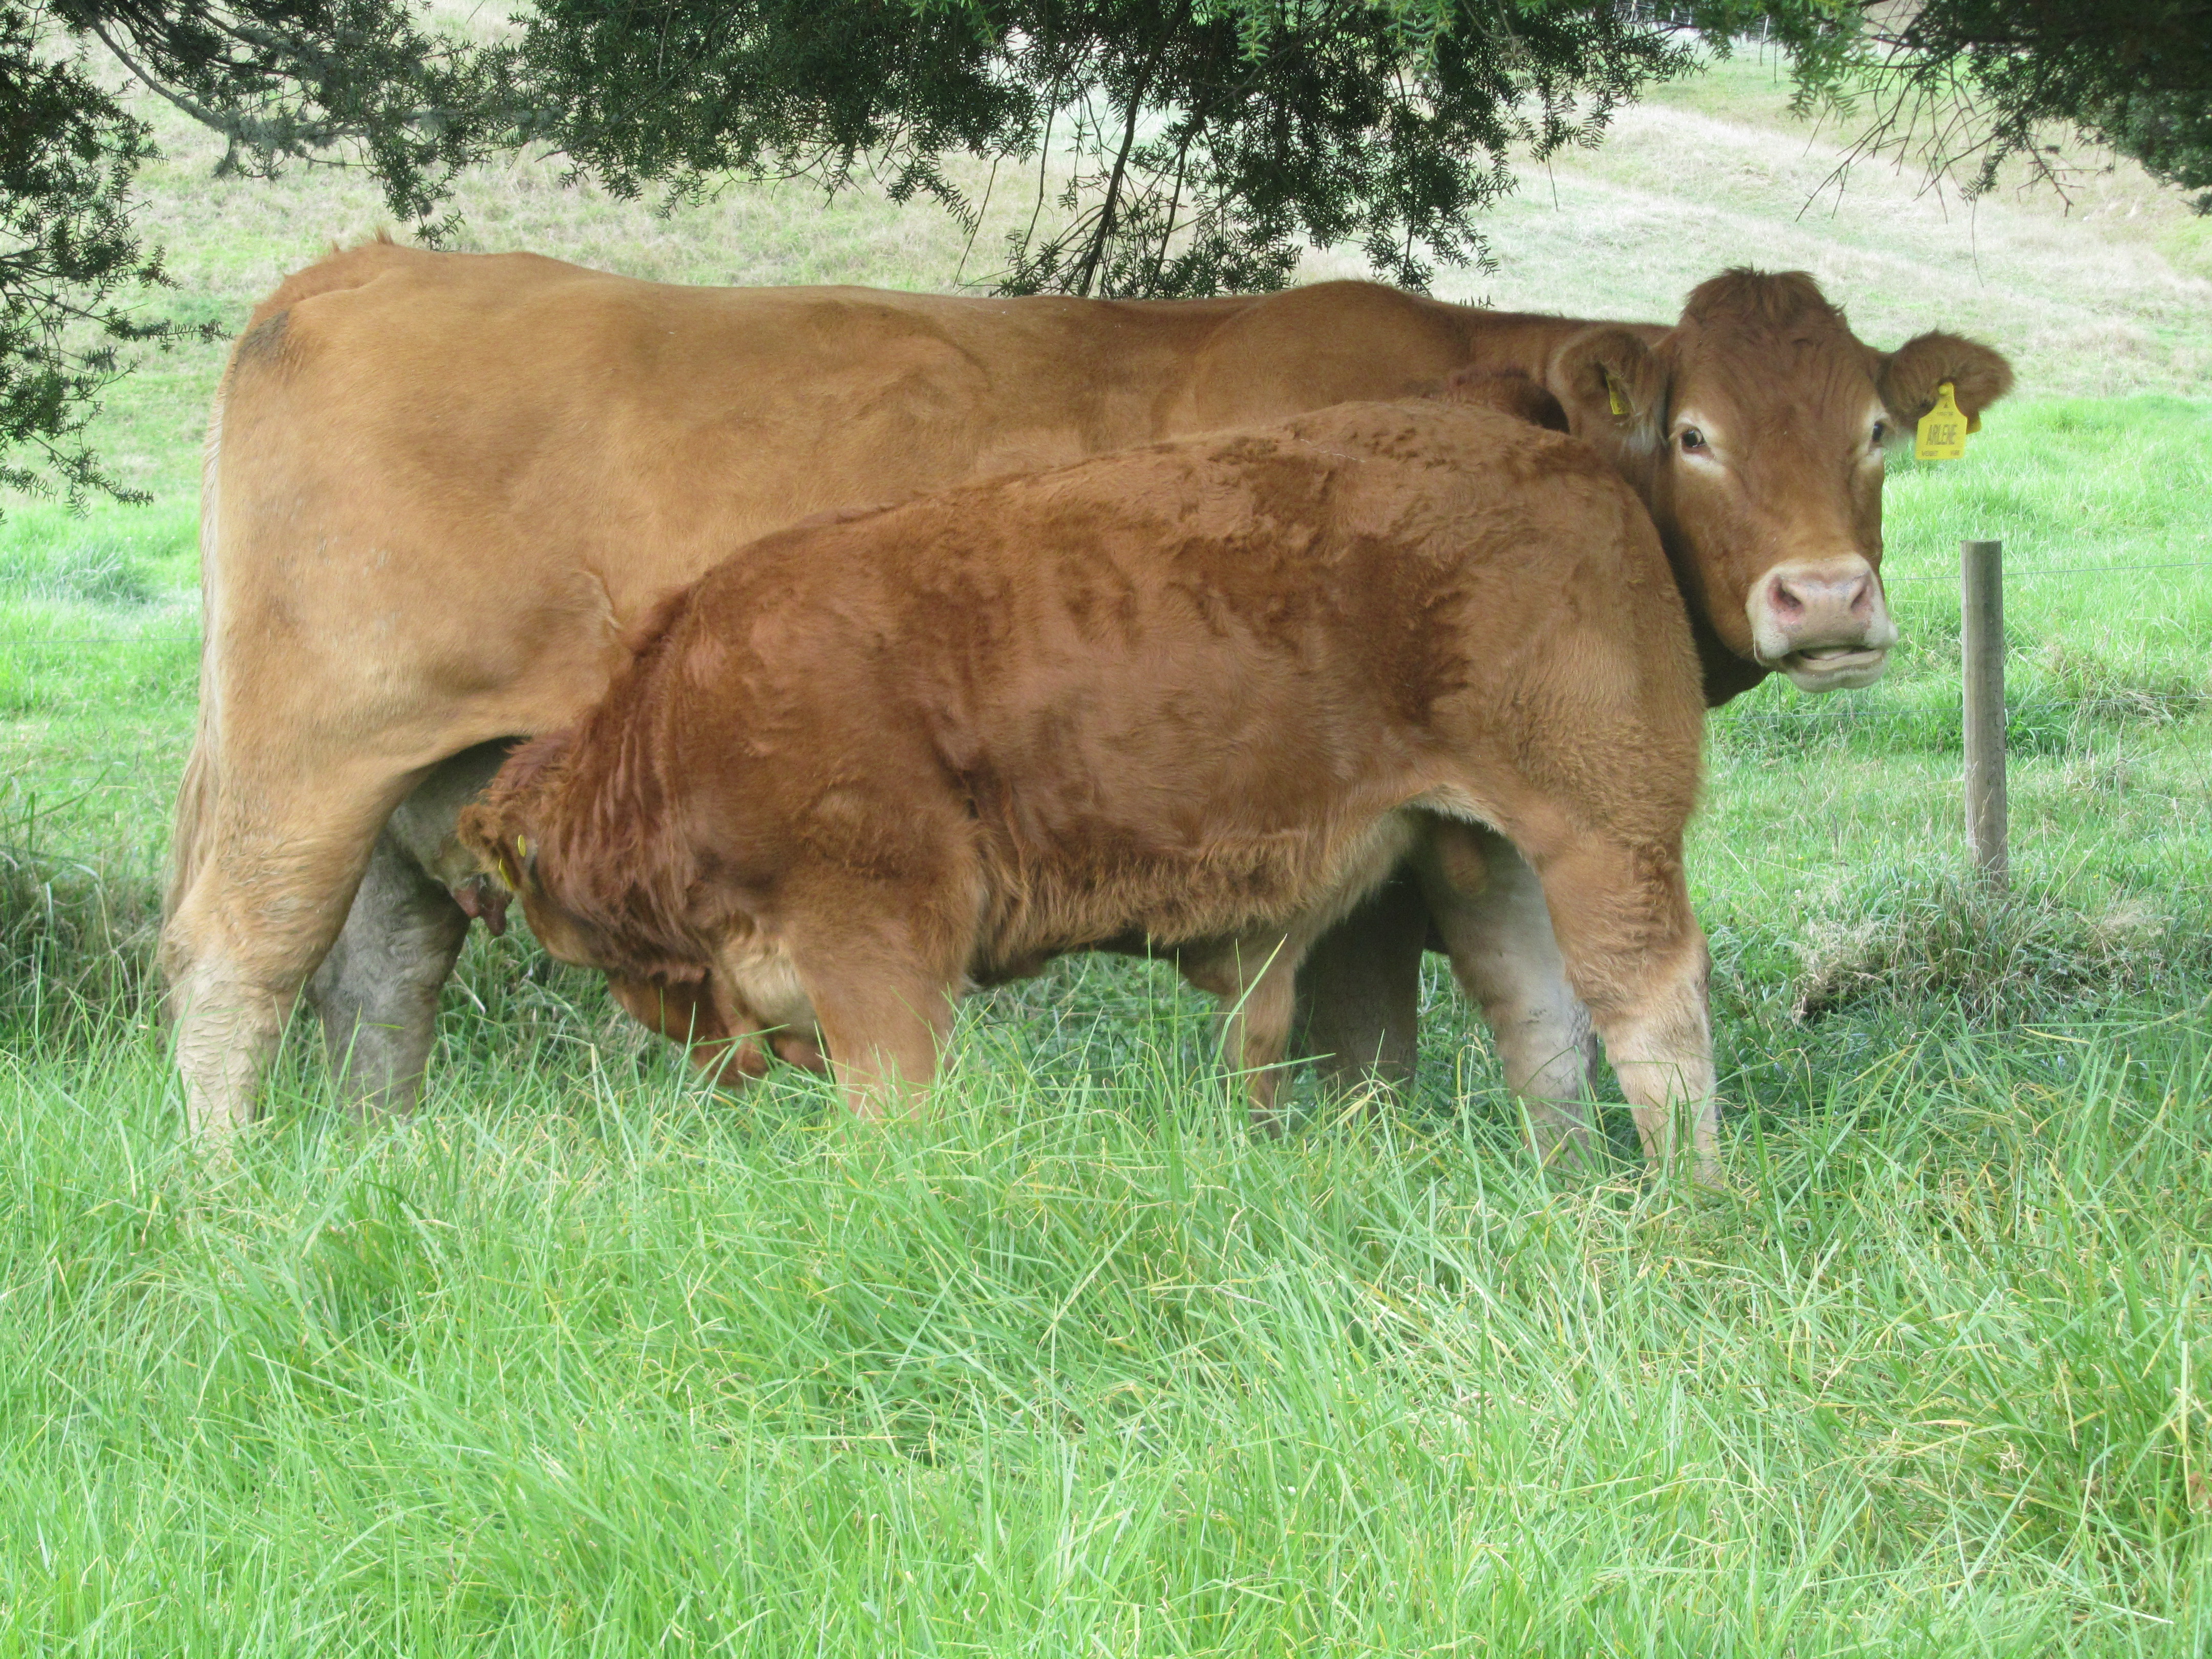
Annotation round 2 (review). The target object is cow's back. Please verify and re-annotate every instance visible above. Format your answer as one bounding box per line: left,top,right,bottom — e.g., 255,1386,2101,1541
201,249,1543,764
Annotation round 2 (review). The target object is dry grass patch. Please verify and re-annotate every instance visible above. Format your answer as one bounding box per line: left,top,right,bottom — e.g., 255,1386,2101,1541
1788,874,2199,1023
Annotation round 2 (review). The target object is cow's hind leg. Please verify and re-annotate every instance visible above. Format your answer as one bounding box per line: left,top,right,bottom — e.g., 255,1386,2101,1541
305,825,470,1118
304,741,516,1115
162,774,413,1141
1413,822,1602,1171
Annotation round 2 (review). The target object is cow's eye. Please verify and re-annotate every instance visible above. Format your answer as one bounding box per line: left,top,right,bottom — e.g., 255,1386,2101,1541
1871,419,1888,444
1678,427,1706,453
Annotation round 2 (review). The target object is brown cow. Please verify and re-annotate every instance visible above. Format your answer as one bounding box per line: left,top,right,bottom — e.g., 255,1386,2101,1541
455,399,1719,1175
162,244,2009,1140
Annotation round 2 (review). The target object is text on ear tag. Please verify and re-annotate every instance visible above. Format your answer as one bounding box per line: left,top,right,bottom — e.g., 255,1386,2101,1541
1916,381,1968,461
1606,376,1630,418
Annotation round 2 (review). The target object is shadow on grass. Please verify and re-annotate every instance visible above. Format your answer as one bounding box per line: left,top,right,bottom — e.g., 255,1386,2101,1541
0,793,163,1046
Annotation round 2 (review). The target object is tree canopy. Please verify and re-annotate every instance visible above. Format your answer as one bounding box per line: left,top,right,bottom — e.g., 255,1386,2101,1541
517,0,1842,300
2,0,2206,504
1805,1,2210,210
2,1,506,502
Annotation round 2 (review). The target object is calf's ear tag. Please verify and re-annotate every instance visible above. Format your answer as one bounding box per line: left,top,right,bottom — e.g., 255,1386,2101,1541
1915,381,1968,461
493,833,529,891
1606,375,1631,418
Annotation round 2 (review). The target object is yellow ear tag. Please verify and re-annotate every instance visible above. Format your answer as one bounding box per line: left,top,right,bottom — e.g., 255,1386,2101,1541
1915,381,1968,461
1606,376,1630,418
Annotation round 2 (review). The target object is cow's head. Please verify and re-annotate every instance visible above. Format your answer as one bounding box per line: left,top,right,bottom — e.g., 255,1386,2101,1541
1544,270,2012,696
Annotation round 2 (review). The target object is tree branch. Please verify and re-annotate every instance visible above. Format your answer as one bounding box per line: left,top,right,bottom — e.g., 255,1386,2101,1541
1071,54,1156,297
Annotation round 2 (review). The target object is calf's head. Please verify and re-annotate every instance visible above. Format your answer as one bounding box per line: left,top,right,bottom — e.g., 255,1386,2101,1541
455,729,699,982
1545,270,2012,695
457,729,819,1083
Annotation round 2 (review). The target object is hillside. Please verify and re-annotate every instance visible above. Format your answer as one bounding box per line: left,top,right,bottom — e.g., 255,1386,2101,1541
1398,55,2211,399
29,45,2212,526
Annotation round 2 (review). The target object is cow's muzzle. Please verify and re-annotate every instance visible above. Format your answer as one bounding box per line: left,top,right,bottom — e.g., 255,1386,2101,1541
1748,557,1899,692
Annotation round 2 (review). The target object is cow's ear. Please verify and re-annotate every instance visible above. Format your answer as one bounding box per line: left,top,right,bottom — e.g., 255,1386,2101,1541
1545,326,1665,443
1879,333,2014,429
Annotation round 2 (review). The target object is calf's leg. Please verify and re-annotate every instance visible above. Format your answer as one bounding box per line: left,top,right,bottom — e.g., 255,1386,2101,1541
1179,931,1310,1134
781,879,971,1117
1413,822,1602,1171
610,969,833,1082
607,974,773,1084
1520,832,1717,1184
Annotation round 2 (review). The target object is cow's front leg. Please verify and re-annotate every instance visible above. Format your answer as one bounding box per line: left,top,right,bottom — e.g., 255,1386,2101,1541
1290,871,1429,1103
1414,821,1602,1172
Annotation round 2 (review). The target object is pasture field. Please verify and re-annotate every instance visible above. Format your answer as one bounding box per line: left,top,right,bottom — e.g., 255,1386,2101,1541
2,48,2209,1657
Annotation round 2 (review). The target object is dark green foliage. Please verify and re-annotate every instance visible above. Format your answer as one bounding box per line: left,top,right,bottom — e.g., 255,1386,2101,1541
1815,0,2212,208
4,0,2210,506
518,0,1844,299
0,5,170,506
49,0,513,220
8,0,1831,501
0,0,512,507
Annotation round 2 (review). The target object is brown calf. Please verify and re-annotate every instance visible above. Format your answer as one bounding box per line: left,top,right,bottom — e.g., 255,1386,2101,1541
458,400,1719,1176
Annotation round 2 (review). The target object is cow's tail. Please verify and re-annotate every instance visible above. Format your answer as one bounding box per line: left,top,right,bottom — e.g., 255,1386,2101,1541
164,727,217,928
164,382,228,933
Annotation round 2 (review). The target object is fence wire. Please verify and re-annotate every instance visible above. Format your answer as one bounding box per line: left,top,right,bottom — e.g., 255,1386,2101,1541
1720,693,2209,724
1883,558,2212,582
10,551,2206,651
8,554,2211,742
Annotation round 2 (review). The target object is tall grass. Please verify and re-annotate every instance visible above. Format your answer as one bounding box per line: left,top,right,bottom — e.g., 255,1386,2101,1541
4,1001,2209,1654
0,791,162,1045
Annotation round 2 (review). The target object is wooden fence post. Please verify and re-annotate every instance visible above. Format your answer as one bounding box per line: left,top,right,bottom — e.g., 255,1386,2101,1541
1961,539,2008,888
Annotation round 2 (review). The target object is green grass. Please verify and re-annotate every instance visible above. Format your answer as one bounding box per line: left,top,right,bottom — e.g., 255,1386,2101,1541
3,1007,2209,1654
2,48,2210,1658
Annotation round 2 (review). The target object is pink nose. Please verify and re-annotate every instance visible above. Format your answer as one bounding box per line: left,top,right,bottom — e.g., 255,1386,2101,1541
1766,567,1873,637
1748,557,1897,675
